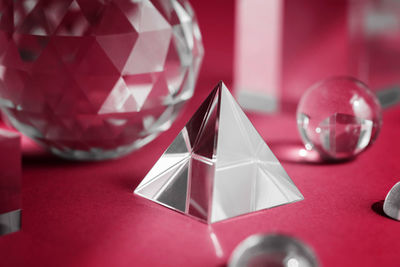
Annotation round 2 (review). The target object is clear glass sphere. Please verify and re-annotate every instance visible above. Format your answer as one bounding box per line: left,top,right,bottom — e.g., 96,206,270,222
297,77,382,160
0,0,203,160
228,234,319,267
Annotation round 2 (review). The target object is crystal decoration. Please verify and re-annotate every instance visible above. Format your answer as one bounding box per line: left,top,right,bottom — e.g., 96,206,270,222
134,82,303,223
0,0,204,160
297,77,382,160
383,182,400,221
349,0,400,93
0,129,21,236
228,234,319,267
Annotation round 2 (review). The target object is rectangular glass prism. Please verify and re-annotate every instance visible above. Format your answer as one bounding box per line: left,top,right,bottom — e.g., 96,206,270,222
0,129,21,236
349,0,400,99
234,0,348,113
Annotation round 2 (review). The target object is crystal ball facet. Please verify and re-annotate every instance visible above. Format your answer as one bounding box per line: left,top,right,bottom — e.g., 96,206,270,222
297,77,382,160
0,0,204,160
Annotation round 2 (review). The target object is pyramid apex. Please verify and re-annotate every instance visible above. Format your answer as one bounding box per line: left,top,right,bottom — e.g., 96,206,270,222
215,80,227,89
212,81,230,97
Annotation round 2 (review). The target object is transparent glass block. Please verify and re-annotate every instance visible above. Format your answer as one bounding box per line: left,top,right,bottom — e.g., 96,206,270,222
297,77,382,160
135,82,303,223
0,129,21,236
349,0,400,92
228,234,319,267
0,0,204,160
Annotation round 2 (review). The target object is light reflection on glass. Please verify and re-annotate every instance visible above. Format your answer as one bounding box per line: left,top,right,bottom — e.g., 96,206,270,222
135,82,303,223
297,77,382,160
228,234,318,267
286,258,300,267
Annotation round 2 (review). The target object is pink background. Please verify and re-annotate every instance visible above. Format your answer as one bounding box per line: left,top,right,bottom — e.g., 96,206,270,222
1,0,400,266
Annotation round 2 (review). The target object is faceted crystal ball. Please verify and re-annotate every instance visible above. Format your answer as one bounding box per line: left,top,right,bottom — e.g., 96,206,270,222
0,0,203,160
297,77,382,160
228,234,319,267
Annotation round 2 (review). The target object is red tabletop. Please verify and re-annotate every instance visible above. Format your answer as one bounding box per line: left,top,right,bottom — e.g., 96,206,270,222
1,1,400,266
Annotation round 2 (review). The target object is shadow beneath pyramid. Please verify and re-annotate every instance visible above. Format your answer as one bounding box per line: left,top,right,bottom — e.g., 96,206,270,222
269,140,355,165
118,172,147,193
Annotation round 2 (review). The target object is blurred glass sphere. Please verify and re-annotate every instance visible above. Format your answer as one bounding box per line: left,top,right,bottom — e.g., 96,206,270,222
297,77,382,160
228,234,318,267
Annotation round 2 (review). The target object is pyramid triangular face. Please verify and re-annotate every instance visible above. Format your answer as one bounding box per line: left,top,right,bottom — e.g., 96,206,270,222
134,81,303,223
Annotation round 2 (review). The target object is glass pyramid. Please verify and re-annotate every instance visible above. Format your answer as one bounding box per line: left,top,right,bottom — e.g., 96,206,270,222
134,81,303,223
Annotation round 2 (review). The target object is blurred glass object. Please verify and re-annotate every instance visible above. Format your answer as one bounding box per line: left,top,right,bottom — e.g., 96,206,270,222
135,82,303,223
234,0,348,113
349,0,400,92
297,77,382,160
234,0,282,113
375,85,400,108
383,181,400,221
228,234,319,267
0,129,21,236
0,0,203,160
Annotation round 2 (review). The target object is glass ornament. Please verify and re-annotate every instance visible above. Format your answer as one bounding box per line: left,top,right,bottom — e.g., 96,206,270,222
135,82,303,223
228,234,319,267
383,182,400,221
0,0,203,160
0,129,21,236
297,77,382,160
